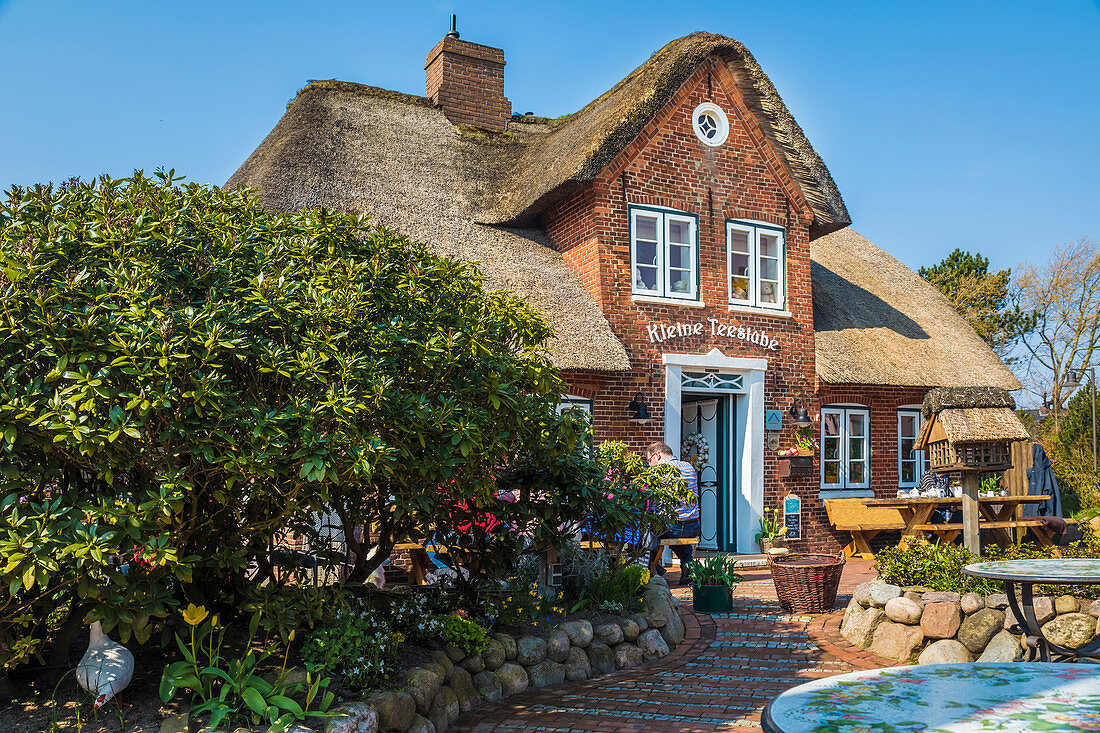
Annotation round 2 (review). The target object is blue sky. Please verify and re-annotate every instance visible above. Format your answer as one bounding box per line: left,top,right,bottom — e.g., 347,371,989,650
2,0,1098,275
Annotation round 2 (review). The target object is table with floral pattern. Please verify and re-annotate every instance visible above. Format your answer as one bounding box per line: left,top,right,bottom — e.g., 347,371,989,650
963,558,1100,584
762,663,1100,732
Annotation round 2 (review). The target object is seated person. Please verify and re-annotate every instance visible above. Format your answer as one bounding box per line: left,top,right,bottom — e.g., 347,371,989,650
645,441,699,586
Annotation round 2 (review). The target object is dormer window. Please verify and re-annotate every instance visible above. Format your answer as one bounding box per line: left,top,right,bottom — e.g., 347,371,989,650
629,206,698,301
727,220,785,310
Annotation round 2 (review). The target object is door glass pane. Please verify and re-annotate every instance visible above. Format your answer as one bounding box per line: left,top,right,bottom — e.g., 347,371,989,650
668,219,690,244
635,215,657,241
760,233,779,258
849,461,865,484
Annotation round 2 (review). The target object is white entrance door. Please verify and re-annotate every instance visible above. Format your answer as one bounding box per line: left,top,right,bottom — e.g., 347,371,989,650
682,399,720,551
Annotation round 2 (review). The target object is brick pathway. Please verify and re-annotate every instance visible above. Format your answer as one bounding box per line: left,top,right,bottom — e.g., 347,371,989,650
454,558,893,732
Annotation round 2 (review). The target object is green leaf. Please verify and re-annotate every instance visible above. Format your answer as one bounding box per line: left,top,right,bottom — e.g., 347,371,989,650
241,686,267,715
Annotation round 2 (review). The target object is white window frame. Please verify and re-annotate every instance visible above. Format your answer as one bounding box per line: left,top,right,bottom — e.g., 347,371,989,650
726,220,786,310
556,395,593,422
897,407,928,488
629,206,699,301
820,405,871,490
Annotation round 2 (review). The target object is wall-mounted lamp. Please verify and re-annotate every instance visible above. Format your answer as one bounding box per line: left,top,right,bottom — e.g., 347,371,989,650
788,398,812,427
627,391,651,423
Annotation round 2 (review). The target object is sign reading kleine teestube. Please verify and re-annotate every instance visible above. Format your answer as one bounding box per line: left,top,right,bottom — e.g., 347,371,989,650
646,318,780,350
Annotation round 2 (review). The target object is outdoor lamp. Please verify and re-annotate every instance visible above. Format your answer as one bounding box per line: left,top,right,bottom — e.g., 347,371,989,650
789,398,812,426
627,392,651,422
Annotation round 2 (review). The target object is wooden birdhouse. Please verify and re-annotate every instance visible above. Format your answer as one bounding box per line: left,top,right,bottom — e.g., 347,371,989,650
915,387,1030,472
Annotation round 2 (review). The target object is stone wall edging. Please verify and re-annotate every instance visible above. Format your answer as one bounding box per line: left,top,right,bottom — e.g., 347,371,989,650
839,580,1100,665
326,576,686,733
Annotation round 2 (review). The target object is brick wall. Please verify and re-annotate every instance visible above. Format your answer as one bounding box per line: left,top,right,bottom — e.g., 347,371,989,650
425,37,510,131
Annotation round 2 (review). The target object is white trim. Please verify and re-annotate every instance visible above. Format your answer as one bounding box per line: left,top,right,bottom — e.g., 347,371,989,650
630,206,699,301
726,221,786,310
819,489,875,499
692,102,730,147
821,405,871,490
662,349,765,554
632,295,707,308
726,304,794,318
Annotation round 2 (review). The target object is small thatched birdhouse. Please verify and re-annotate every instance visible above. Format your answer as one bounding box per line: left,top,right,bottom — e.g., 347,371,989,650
915,387,1030,472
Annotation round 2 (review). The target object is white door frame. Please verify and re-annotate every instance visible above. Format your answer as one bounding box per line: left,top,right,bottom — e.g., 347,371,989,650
663,348,767,554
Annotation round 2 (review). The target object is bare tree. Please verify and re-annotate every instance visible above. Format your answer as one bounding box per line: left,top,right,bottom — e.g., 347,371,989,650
1015,237,1100,423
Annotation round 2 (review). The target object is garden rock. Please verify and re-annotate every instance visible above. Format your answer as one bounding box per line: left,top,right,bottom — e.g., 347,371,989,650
1055,595,1079,615
868,582,903,608
920,602,962,640
841,607,886,649
985,593,1009,610
449,667,478,713
527,659,567,687
546,629,571,662
853,581,873,606
428,650,453,680
472,670,502,702
977,631,1022,662
427,687,459,732
1033,596,1056,625
594,622,623,645
516,636,547,665
628,614,649,633
958,608,1006,653
870,621,925,662
884,597,923,625
367,690,415,732
561,620,594,647
842,599,865,629
614,642,645,670
564,646,591,681
459,653,484,674
921,591,960,604
405,714,435,733
903,591,924,603
644,582,685,645
918,639,972,664
160,714,190,733
961,593,984,615
482,639,506,670
1086,599,1100,618
1042,613,1099,648
645,612,667,629
444,646,465,663
586,640,616,675
325,702,379,733
405,667,444,715
620,617,641,641
491,632,517,659
638,629,670,660
495,662,529,697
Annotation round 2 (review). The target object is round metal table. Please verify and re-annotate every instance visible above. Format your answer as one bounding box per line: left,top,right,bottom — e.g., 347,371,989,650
762,663,1100,732
963,558,1100,663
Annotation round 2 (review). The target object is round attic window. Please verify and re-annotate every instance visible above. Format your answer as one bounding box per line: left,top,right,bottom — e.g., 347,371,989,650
692,102,729,147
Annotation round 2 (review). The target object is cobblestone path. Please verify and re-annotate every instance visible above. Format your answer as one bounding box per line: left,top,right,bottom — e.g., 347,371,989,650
454,559,890,733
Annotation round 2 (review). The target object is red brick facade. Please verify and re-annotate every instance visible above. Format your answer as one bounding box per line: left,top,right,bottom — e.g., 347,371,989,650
540,56,925,554
425,37,510,132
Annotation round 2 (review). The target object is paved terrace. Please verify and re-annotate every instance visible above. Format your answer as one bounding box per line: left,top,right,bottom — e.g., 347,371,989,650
454,558,888,733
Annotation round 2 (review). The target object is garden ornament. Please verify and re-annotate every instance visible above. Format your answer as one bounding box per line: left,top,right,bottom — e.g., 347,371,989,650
76,621,134,708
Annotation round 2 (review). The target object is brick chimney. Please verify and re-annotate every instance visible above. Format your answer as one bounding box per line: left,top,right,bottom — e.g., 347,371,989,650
425,18,510,132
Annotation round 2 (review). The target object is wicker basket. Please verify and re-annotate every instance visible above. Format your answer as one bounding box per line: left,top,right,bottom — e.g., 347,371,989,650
768,553,845,614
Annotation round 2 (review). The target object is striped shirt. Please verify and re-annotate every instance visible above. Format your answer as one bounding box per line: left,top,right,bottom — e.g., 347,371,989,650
664,458,699,521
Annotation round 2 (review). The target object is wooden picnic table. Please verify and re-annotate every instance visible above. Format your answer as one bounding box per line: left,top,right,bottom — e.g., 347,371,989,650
862,495,1055,548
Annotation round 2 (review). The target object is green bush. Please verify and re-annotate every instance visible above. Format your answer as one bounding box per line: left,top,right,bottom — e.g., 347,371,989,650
301,608,404,688
874,543,997,595
577,562,650,615
428,613,489,655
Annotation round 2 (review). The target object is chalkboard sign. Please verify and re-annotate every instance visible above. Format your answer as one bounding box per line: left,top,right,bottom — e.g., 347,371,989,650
783,493,801,540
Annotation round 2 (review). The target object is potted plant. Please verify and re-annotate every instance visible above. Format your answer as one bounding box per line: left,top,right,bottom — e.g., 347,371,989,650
685,554,743,614
754,507,788,554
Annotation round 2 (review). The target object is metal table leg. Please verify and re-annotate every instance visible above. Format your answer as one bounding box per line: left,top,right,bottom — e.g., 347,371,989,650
1004,579,1100,663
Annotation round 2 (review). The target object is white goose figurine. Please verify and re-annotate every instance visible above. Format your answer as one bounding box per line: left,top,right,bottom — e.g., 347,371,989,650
76,621,134,708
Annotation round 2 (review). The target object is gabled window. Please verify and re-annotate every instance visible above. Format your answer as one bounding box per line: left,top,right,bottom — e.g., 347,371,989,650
897,408,929,488
630,206,698,301
726,221,785,310
821,405,870,490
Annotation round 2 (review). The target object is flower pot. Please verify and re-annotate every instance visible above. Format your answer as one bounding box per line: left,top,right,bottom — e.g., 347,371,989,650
758,537,786,555
692,583,733,614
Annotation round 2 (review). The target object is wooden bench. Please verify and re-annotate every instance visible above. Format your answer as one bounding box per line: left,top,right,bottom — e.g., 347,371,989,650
579,537,699,551
824,498,907,559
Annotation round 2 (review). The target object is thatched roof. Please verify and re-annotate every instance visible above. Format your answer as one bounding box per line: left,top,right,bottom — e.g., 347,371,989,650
921,386,1016,418
475,33,850,238
225,82,630,372
921,408,1030,445
811,228,1021,390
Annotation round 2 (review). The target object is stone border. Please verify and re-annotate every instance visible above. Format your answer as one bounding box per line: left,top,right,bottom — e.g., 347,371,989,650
839,581,1100,665
326,577,687,733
